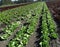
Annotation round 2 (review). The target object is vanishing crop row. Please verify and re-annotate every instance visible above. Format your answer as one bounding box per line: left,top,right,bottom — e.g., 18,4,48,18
40,2,58,47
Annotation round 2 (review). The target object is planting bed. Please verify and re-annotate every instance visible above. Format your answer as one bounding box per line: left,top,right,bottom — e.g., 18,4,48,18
46,1,60,47
0,2,58,47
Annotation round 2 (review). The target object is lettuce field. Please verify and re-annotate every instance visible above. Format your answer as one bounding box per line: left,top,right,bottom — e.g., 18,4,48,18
0,1,60,47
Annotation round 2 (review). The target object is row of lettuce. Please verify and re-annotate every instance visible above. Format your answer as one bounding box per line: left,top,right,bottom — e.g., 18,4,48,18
0,2,58,47
40,2,58,47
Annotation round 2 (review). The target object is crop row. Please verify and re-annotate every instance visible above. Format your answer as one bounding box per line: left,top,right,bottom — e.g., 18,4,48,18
40,2,58,47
